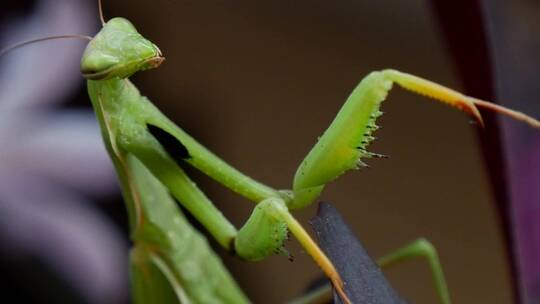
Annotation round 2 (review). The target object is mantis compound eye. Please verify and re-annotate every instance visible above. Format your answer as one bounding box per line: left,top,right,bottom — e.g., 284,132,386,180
81,17,163,80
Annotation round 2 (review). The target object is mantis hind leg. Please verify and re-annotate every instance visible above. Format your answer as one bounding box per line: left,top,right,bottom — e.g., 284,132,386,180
377,238,451,304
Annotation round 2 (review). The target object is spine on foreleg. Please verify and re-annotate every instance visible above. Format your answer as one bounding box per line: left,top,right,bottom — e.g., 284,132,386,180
291,71,392,209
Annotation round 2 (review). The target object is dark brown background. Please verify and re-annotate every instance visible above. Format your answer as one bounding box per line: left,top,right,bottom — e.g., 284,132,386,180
102,1,512,303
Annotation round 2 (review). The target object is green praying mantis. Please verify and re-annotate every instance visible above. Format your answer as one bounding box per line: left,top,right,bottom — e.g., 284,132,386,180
3,1,540,303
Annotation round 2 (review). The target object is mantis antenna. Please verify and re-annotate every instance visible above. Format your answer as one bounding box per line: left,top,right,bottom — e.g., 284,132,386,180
98,0,106,25
0,35,92,58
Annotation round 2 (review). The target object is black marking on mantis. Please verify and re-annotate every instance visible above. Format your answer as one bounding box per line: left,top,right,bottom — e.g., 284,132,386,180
147,124,191,161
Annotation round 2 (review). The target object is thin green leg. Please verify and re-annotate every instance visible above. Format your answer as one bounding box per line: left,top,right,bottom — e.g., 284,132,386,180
377,238,451,304
287,284,332,304
143,104,283,203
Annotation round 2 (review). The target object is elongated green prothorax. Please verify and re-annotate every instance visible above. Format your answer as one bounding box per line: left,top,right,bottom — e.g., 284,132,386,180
81,17,164,80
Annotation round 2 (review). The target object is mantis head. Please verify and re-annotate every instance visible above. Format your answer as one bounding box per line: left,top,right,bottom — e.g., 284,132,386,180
80,17,164,80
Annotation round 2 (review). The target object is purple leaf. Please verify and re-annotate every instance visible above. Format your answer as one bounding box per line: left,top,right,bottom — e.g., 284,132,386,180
430,1,540,302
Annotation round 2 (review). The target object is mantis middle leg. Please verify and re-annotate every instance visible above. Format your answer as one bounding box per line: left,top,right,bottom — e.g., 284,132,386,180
288,238,450,304
377,238,450,304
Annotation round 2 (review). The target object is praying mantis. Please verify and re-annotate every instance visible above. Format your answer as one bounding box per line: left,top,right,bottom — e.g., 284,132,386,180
3,1,540,303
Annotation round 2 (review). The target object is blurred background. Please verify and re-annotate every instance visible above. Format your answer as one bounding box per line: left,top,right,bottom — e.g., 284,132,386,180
2,0,535,303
